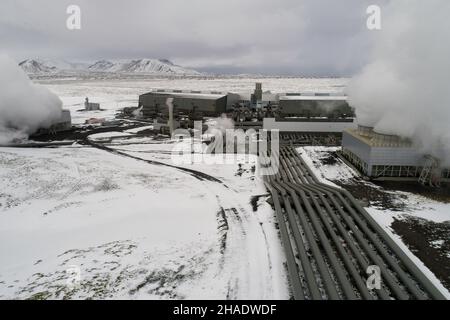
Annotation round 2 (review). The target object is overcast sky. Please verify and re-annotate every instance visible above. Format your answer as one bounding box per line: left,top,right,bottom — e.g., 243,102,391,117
0,0,389,76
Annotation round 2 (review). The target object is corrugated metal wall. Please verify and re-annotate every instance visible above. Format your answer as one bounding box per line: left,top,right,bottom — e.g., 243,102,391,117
342,130,425,176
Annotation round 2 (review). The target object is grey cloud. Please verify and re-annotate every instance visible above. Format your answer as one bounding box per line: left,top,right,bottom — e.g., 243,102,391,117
1,0,389,75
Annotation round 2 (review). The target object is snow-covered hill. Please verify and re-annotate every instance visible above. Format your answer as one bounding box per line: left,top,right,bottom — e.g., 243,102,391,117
88,59,201,75
19,58,201,76
19,59,57,74
19,59,90,74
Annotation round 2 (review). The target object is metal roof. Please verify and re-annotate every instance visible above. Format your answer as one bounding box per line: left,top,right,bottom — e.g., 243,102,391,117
344,128,413,148
142,91,227,100
279,95,348,101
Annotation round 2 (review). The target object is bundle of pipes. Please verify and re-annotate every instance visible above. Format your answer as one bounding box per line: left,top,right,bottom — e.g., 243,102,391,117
262,146,445,300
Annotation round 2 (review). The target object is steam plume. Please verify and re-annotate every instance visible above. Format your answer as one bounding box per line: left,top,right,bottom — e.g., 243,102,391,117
347,0,450,163
0,54,63,144
206,114,235,134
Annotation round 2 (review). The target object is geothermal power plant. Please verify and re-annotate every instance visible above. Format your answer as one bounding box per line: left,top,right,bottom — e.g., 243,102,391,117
133,82,449,186
2,0,450,304
26,81,449,187
5,79,448,300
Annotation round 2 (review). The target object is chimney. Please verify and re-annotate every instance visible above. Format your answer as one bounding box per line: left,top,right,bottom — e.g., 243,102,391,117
254,82,263,101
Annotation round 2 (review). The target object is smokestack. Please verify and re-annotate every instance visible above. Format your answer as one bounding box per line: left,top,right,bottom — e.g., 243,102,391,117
254,82,263,101
166,97,175,136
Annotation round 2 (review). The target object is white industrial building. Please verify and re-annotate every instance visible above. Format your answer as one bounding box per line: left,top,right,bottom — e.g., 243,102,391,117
342,125,450,183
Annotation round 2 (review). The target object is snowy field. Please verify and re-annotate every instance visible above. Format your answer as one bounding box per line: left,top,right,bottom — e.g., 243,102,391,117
0,142,288,299
298,146,450,298
4,76,355,299
0,78,450,299
7,77,446,300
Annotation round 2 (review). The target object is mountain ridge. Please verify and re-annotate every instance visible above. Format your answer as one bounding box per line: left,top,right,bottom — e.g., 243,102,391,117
19,58,201,75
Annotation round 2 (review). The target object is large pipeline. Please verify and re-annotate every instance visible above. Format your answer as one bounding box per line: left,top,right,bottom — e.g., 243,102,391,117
264,145,446,300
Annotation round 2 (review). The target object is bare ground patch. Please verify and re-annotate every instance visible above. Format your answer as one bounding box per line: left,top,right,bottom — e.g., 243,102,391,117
391,217,450,291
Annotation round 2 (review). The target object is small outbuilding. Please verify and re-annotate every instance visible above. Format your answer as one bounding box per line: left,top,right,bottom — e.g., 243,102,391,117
85,97,100,111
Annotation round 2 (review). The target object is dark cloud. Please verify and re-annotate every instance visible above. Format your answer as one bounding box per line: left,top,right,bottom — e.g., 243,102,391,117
0,0,389,75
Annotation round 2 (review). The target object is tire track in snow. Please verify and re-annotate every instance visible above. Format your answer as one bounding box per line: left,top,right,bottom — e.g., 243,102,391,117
85,136,279,299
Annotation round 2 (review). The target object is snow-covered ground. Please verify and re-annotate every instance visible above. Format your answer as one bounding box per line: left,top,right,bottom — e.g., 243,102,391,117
8,76,343,299
0,142,288,299
3,76,448,299
3,77,405,300
298,146,450,298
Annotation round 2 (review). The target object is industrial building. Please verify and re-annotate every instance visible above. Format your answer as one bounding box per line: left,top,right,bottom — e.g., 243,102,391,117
84,97,100,111
253,82,263,101
235,83,278,109
34,109,72,135
139,90,228,118
342,125,450,183
278,94,354,118
137,84,357,139
258,89,356,135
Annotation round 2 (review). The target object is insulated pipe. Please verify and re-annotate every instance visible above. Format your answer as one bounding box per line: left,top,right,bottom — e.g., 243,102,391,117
277,182,338,299
281,158,376,299
335,187,444,300
273,182,340,299
331,186,446,300
266,154,338,299
278,181,346,300
264,159,304,299
277,180,348,298
265,145,445,300
280,149,380,299
283,153,394,300
278,161,357,300
302,180,412,300
272,181,326,299
299,182,393,300
289,146,445,300
287,147,425,299
279,189,323,300
303,181,429,298
264,182,304,300
293,181,398,300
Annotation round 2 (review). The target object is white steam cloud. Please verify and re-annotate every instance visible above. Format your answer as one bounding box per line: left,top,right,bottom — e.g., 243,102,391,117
347,0,450,163
0,54,63,144
206,114,235,135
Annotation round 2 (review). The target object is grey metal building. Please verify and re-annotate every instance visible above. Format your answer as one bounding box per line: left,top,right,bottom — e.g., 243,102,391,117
342,126,450,181
139,91,228,118
34,109,72,135
278,95,354,118
84,97,100,111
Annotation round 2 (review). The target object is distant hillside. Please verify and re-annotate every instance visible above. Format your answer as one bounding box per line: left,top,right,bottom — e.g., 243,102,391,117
19,59,57,74
87,59,200,75
19,58,201,76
